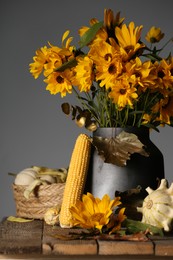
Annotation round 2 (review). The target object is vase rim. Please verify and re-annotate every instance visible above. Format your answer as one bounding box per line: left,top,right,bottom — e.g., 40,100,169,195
93,126,150,137
94,126,149,132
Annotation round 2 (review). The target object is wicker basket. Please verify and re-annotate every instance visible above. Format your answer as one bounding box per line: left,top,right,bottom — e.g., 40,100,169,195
12,182,65,219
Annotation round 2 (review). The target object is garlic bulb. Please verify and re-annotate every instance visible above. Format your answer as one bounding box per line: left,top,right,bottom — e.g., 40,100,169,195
44,206,61,225
14,168,37,185
137,179,173,231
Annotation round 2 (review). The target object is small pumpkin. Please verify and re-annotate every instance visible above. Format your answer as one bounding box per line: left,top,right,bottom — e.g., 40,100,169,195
137,179,173,232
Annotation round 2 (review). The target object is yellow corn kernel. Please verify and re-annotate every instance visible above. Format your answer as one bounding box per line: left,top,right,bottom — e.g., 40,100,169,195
59,134,91,228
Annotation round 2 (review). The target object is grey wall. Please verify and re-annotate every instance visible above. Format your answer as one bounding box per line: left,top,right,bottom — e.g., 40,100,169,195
1,0,173,220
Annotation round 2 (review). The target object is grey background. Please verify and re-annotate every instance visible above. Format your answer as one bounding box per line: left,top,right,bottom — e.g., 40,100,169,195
1,0,173,221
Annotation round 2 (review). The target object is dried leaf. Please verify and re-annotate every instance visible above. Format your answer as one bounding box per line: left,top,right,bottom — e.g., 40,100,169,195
76,115,86,127
7,216,33,223
24,179,43,199
115,185,142,199
85,120,97,132
61,103,70,115
51,234,82,240
92,131,149,166
96,232,149,241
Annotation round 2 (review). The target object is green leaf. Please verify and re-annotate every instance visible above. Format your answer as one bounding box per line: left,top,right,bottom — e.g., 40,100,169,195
55,58,78,72
142,123,160,132
124,219,164,236
79,21,103,48
142,53,162,61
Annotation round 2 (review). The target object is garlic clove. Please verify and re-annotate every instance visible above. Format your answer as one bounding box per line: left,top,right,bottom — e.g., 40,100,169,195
14,168,37,185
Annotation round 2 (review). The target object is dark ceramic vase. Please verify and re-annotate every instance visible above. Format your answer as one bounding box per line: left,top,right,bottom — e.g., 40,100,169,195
85,127,165,218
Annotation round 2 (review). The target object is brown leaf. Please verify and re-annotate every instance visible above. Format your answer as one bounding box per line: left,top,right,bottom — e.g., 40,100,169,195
61,103,70,115
51,234,82,240
92,131,149,166
96,232,149,241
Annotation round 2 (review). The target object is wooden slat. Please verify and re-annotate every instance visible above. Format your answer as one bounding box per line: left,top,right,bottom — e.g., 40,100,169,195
154,240,173,256
1,219,173,258
42,222,97,255
0,219,43,254
53,240,97,255
98,240,154,255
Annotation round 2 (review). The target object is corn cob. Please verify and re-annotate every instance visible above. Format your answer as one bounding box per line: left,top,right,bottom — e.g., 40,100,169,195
59,134,91,228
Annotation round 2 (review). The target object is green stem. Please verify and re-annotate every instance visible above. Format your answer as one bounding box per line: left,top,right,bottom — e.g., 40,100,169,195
158,37,173,54
72,86,100,125
137,90,150,127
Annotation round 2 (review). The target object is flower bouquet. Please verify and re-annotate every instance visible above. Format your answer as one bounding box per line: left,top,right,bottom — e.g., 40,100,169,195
29,9,173,132
27,9,173,237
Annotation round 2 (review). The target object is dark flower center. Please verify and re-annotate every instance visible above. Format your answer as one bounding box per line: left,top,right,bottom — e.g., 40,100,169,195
120,88,126,95
124,45,134,54
170,68,173,76
56,75,64,84
158,70,165,79
108,64,117,74
135,71,141,78
105,53,112,61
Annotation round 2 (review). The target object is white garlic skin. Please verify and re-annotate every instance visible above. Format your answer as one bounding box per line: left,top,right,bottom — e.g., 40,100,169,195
14,168,37,185
44,206,60,225
137,179,173,232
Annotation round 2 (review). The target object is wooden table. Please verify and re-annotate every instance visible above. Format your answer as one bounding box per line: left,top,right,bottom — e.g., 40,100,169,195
1,218,173,259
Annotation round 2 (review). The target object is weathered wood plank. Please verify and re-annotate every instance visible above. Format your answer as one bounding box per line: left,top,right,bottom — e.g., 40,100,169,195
154,240,173,256
0,219,43,254
98,240,154,255
53,240,97,255
42,223,97,255
2,219,173,258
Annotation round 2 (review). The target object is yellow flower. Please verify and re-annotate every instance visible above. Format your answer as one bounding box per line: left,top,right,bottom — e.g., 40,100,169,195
152,59,173,94
29,46,50,79
104,8,124,30
145,26,164,43
43,47,62,78
44,69,73,97
69,192,121,232
29,8,173,130
152,97,173,125
115,22,145,60
109,77,138,109
89,40,121,64
96,58,123,89
73,56,94,92
61,30,74,49
108,207,126,234
142,113,152,125
89,41,123,89
125,57,156,92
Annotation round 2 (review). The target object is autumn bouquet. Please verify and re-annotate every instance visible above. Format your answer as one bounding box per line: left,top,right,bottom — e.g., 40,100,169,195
28,9,173,236
29,9,173,132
